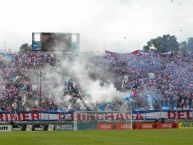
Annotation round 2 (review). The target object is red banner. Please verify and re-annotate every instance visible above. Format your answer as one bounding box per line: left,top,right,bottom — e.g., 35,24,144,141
133,122,178,129
97,123,113,130
115,123,132,130
97,122,177,130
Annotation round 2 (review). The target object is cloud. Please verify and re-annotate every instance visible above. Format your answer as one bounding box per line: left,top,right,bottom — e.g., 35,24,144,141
0,0,193,52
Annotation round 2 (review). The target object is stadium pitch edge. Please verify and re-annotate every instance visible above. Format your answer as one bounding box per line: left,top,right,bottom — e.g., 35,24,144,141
0,129,193,145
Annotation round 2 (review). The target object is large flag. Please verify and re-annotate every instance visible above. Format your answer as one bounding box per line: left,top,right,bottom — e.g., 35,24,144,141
131,50,141,55
105,50,118,57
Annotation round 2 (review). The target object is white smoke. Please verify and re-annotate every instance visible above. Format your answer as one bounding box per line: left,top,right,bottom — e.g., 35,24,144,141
59,54,128,104
26,51,129,110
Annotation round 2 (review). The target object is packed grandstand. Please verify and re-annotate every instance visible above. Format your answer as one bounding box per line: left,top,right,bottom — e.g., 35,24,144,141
0,48,192,113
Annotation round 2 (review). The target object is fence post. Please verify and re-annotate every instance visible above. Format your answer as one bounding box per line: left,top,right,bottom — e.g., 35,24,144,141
73,112,78,131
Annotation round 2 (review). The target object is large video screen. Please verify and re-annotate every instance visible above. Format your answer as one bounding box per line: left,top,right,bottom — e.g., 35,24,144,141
32,33,80,53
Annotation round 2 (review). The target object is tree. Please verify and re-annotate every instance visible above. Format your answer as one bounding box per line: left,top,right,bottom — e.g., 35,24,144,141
179,37,193,54
143,34,179,53
187,37,193,51
19,43,31,52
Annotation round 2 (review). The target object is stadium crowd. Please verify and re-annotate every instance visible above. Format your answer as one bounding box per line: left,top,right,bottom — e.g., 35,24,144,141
0,51,59,112
0,49,193,112
103,51,193,110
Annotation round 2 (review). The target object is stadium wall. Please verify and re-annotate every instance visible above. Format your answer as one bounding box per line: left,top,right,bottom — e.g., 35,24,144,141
0,122,180,131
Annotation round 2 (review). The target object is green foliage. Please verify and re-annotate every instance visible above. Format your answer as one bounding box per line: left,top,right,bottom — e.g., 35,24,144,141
179,37,193,53
19,43,31,52
187,37,193,51
143,34,179,53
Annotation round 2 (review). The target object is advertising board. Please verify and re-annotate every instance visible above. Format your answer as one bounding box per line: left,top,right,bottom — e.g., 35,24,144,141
55,124,73,131
179,122,193,128
0,125,12,131
12,124,26,131
32,124,48,131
